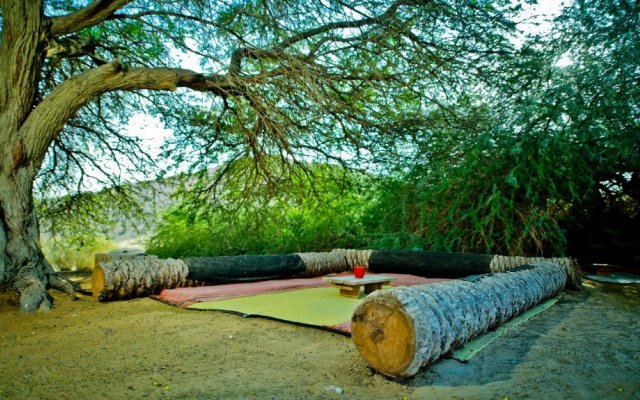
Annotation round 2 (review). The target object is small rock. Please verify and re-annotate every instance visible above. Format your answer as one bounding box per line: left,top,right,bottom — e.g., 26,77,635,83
324,385,343,394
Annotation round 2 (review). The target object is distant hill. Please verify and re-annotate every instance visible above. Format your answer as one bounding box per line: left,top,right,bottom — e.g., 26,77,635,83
40,174,186,271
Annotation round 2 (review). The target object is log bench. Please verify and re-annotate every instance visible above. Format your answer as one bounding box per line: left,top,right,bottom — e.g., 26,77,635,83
323,275,395,298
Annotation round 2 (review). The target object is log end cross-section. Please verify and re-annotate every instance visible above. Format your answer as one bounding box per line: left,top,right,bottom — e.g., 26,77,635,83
351,262,568,378
352,295,416,377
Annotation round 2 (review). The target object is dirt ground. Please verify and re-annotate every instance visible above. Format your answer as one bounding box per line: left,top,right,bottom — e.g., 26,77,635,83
1,278,639,400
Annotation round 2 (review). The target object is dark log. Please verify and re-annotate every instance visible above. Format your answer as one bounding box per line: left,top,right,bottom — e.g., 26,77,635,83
368,251,580,286
368,251,494,277
184,255,305,283
351,262,567,379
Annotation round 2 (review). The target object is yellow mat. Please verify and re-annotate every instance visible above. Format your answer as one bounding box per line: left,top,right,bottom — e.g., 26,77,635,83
188,287,362,332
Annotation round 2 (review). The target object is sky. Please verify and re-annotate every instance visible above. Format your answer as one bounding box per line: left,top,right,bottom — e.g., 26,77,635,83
122,0,568,182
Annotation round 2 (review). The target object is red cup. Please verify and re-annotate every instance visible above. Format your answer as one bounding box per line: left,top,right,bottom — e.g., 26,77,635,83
354,265,366,279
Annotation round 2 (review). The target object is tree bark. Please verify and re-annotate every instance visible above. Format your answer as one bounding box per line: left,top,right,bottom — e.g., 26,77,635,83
92,259,190,301
351,262,567,379
92,254,309,300
0,0,78,311
0,170,76,311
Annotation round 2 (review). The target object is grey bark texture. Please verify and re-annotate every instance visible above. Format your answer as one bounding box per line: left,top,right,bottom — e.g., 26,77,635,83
351,262,567,379
295,252,350,277
331,249,374,268
489,255,580,287
93,259,190,301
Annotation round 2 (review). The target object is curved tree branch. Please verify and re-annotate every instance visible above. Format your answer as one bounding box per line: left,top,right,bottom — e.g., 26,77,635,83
275,0,405,50
49,0,133,37
20,60,241,173
227,0,408,76
45,35,106,65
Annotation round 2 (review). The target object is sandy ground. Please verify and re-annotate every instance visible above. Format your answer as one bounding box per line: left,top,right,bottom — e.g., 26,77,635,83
0,278,639,400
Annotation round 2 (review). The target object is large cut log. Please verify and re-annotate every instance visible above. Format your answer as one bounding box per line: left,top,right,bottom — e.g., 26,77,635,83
368,251,580,286
92,258,190,300
351,262,567,379
92,254,307,300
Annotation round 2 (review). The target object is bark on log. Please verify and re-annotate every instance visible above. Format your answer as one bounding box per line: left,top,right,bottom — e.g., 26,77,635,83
351,262,567,379
91,250,579,301
92,259,190,300
489,255,580,287
295,252,350,277
92,254,307,300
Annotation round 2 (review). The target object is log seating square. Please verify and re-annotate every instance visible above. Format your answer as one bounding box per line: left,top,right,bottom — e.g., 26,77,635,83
323,275,395,298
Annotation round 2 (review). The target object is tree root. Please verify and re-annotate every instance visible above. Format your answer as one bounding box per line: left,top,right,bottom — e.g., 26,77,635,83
15,263,78,312
48,272,79,299
17,278,52,313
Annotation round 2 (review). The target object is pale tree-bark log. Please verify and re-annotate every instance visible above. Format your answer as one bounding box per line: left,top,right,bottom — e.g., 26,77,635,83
92,259,191,301
351,262,567,379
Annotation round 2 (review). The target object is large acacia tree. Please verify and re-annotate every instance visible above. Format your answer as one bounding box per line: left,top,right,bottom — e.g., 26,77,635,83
0,0,519,311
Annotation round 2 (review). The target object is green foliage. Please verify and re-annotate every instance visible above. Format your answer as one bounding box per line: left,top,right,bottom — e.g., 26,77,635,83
42,235,117,271
362,0,639,259
147,163,370,257
32,1,640,264
363,126,583,256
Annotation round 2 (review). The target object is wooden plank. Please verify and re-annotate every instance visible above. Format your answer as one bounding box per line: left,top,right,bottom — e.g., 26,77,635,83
339,286,361,298
364,282,384,294
323,275,395,287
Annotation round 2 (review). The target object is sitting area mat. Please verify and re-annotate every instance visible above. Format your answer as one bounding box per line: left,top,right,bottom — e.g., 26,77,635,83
156,273,446,307
156,274,560,360
188,286,362,333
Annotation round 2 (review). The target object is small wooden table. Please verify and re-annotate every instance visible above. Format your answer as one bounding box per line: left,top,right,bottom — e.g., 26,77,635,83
323,275,395,298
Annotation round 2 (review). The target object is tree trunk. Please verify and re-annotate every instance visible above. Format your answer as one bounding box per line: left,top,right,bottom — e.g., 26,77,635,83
351,262,567,379
0,170,76,312
0,0,79,312
92,254,311,300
